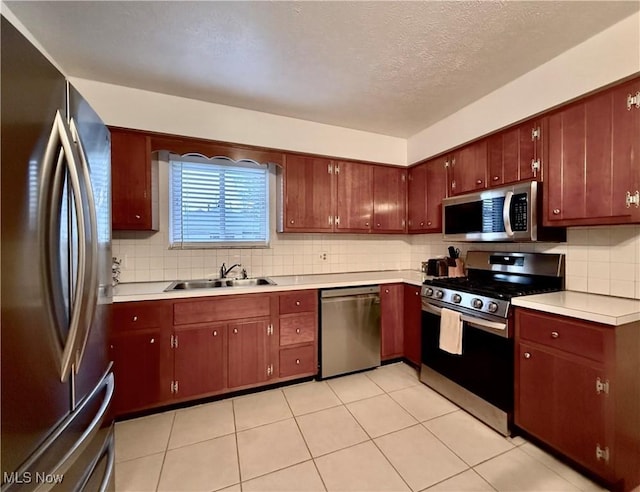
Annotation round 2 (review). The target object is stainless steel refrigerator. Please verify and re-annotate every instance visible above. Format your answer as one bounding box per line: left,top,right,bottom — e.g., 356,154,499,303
1,16,115,491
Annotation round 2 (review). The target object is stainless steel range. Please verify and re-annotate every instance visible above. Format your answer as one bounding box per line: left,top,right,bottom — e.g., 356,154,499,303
420,251,564,435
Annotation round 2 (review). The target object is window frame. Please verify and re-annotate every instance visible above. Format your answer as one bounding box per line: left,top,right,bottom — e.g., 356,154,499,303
168,153,270,249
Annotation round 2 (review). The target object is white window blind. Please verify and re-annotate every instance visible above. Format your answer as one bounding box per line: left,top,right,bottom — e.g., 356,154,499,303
169,154,269,248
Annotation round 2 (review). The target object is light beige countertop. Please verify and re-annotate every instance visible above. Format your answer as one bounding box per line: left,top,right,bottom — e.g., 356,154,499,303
512,291,640,326
113,269,428,303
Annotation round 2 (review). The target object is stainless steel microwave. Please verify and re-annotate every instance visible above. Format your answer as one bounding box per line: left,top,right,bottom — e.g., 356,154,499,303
442,181,566,242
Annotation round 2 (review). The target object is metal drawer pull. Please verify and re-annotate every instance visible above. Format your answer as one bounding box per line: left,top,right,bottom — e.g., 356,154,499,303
295,301,300,306
524,352,531,359
233,328,238,334
295,359,300,365
296,328,300,334
553,209,560,215
132,316,138,322
213,330,218,336
135,214,141,219
150,338,155,344
551,331,559,339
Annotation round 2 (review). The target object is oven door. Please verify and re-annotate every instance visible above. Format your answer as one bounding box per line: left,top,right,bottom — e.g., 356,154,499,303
420,301,513,434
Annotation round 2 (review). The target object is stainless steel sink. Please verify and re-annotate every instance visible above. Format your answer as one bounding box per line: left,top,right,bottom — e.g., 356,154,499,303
164,277,275,291
225,278,275,287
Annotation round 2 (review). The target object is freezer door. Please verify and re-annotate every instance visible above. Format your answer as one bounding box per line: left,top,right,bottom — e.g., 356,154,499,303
67,84,112,407
1,371,114,492
1,16,71,477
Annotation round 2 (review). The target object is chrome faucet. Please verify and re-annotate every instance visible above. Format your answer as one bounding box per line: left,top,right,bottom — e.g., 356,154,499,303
219,263,247,279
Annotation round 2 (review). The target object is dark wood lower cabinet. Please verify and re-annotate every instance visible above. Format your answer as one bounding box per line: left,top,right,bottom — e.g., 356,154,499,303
227,318,272,389
110,291,318,417
381,284,404,360
515,308,640,491
174,323,227,399
403,285,422,366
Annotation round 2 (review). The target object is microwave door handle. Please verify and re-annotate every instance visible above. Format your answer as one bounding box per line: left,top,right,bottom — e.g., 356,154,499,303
503,190,514,238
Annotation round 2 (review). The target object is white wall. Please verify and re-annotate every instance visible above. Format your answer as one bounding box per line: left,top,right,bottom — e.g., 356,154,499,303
69,78,407,166
407,11,640,164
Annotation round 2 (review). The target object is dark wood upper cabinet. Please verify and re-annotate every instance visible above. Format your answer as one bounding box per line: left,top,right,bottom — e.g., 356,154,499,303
447,139,488,196
487,119,543,186
277,155,334,232
335,160,374,232
110,128,159,231
545,76,640,226
372,166,407,233
408,158,446,232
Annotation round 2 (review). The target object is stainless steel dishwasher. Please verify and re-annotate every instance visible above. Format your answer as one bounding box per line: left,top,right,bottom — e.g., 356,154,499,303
320,286,381,379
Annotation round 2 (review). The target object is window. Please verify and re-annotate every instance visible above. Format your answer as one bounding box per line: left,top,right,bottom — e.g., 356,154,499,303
169,154,269,248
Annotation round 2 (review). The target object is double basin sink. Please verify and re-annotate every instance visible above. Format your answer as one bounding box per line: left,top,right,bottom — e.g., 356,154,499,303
164,277,276,292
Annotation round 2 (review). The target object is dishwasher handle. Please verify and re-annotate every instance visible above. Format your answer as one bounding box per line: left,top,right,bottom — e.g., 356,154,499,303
321,285,380,298
322,293,381,304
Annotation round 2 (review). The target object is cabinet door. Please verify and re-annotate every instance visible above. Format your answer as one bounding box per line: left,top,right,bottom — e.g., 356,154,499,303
449,140,488,196
515,343,556,441
110,128,157,230
228,318,271,388
425,159,447,232
373,166,406,232
335,161,373,232
407,163,428,232
546,79,637,225
487,121,540,186
403,285,422,366
381,284,404,360
174,324,226,399
109,328,172,415
281,155,334,232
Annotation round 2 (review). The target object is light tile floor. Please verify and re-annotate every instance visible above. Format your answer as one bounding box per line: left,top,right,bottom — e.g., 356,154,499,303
115,362,608,492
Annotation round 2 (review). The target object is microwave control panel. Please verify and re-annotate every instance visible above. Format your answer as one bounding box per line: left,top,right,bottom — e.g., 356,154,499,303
511,193,528,231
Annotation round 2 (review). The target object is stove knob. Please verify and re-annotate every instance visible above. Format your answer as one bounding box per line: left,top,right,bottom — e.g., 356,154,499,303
425,288,434,297
452,294,462,303
435,290,444,299
488,302,499,313
472,298,483,309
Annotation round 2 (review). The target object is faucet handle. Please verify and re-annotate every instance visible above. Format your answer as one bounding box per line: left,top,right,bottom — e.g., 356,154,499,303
241,268,248,279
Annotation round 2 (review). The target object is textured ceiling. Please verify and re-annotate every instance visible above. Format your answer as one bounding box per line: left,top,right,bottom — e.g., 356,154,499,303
6,1,639,137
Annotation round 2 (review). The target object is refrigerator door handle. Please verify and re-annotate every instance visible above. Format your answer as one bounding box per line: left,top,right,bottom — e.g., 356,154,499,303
69,117,99,372
39,110,88,382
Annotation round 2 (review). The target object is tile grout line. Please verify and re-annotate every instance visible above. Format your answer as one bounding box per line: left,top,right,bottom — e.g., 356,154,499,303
155,411,177,492
231,398,243,491
281,387,329,492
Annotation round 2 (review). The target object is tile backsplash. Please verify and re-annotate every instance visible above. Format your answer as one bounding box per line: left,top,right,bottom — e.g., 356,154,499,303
113,157,640,299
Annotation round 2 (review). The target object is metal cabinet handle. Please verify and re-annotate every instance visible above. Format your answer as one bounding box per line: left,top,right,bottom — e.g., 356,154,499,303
385,289,389,293
295,301,301,306
132,316,138,322
135,214,141,219
233,328,238,334
415,291,419,296
524,352,531,359
296,328,300,334
427,221,432,226
213,330,218,336
551,331,559,339
377,223,381,227
492,176,500,181
290,219,294,224
476,179,483,185
420,221,425,226
365,222,369,227
553,209,561,215
150,338,155,344
295,359,300,365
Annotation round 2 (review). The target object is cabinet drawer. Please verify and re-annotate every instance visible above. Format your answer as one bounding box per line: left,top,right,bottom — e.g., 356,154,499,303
517,310,606,362
112,301,171,331
279,290,317,314
280,313,316,346
174,294,271,325
279,345,316,377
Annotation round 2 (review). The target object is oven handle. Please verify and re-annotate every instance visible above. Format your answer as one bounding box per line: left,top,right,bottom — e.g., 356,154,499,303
421,301,509,338
503,190,514,238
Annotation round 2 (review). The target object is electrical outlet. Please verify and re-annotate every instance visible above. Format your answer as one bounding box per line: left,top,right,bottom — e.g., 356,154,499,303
320,252,328,261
